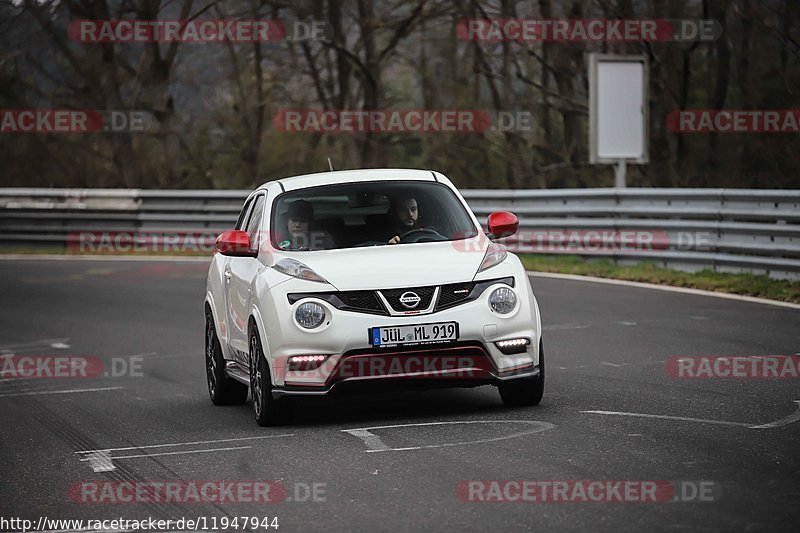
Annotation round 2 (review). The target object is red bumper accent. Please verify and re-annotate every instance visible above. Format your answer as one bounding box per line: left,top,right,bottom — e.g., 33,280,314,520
325,344,495,385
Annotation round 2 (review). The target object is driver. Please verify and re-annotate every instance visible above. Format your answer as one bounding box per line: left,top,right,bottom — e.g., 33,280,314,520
386,196,419,244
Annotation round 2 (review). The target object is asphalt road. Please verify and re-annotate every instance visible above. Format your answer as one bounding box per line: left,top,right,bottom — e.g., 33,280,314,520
0,258,798,532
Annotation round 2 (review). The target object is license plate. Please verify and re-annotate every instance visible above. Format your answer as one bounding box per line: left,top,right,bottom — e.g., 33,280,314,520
369,322,459,347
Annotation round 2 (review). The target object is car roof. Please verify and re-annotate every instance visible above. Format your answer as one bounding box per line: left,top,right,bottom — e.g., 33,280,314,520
259,168,438,192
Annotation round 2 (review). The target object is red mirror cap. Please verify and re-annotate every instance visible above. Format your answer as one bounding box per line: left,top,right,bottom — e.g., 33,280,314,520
487,211,519,239
215,230,255,257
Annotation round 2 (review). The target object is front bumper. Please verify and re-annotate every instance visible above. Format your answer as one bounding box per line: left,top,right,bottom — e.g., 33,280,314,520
258,276,541,389
271,342,541,397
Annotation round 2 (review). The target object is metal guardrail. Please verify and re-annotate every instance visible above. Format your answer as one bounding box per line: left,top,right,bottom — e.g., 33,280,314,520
0,187,798,279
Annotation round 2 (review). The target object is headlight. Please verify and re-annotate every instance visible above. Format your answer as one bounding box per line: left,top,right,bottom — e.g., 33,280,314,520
489,287,516,314
273,258,329,283
295,302,326,329
478,242,507,272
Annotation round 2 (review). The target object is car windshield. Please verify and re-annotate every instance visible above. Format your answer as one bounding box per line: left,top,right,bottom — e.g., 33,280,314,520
271,181,479,251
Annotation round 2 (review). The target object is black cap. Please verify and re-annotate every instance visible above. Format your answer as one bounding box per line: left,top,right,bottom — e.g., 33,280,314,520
287,200,314,221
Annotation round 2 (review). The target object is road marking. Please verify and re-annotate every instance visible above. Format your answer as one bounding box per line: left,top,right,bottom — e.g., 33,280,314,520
74,434,294,454
86,451,114,472
582,410,750,428
583,400,800,429
0,386,123,398
600,362,622,367
0,337,71,354
529,271,800,310
79,445,266,472
543,323,589,331
80,445,252,464
342,420,555,453
617,321,637,326
341,429,390,452
142,353,194,360
75,434,295,472
750,400,800,429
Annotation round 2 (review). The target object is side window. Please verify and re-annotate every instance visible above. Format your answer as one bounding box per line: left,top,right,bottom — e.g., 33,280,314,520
235,197,254,231
245,194,265,252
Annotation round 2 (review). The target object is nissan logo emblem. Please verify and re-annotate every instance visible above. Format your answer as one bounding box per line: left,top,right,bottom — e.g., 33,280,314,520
399,291,421,309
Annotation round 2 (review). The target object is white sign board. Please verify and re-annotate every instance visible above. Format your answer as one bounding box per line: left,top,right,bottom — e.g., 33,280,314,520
589,54,648,164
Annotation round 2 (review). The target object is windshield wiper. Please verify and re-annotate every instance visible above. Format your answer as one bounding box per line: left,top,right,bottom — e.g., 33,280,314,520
353,241,390,247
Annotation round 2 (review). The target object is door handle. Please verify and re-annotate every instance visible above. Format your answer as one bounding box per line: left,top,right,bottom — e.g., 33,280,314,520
224,270,232,282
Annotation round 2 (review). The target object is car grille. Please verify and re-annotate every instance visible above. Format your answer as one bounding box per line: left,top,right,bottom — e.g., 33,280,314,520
337,291,386,314
436,282,476,310
380,286,437,312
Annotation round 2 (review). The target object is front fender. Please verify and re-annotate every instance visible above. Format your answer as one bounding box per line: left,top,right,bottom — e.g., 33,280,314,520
249,265,293,386
206,255,231,360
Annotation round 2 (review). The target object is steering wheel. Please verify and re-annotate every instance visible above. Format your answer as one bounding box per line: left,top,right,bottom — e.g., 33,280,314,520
397,228,447,243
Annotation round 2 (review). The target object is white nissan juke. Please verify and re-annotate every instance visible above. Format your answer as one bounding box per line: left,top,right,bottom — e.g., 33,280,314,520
204,169,544,426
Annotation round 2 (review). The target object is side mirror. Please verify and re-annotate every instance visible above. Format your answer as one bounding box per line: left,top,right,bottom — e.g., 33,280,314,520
215,230,256,257
487,211,519,240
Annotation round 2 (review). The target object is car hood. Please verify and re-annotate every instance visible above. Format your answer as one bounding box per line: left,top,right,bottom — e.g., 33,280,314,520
278,238,488,291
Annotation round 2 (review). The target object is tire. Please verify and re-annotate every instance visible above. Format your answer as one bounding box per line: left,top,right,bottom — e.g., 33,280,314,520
205,309,248,405
249,326,293,426
499,339,545,407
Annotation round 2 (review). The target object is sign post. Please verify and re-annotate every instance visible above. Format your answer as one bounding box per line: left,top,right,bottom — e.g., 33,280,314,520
589,54,649,188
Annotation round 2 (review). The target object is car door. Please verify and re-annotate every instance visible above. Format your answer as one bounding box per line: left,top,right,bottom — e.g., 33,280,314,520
225,192,266,365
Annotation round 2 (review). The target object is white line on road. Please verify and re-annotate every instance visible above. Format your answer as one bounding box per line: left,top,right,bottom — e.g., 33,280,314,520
543,324,589,331
529,271,800,310
0,337,71,354
0,386,123,398
583,400,800,429
341,429,390,452
79,445,263,472
750,401,800,429
75,433,294,454
582,410,751,428
80,446,252,462
342,420,555,453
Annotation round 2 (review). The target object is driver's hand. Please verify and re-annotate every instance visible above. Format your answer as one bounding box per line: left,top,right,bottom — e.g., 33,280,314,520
388,235,400,244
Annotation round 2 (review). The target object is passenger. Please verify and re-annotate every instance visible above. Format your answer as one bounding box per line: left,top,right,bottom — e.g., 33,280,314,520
279,200,335,250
